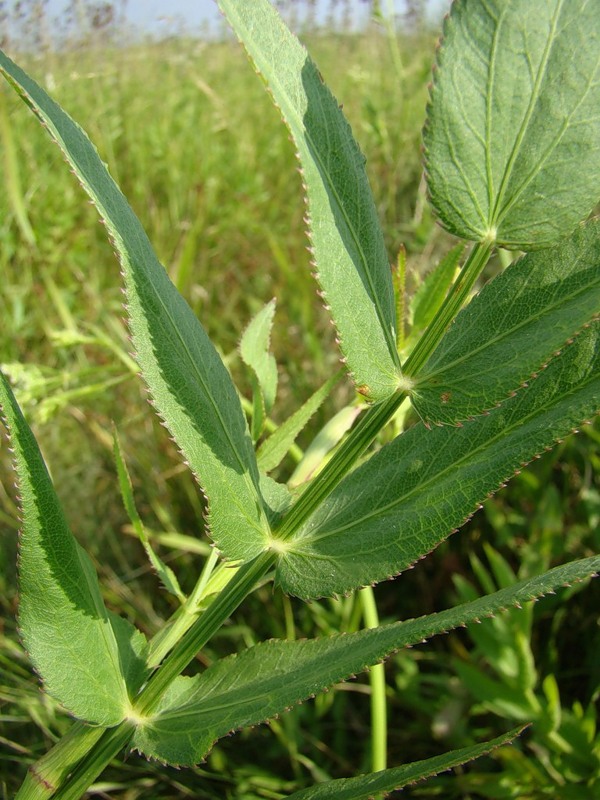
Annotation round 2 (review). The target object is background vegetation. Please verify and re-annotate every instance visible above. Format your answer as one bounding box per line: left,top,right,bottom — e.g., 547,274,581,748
0,1,598,797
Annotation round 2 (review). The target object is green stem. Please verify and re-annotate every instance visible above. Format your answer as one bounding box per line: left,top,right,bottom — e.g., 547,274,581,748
31,552,276,800
15,724,104,800
360,587,387,774
53,724,135,800
403,240,493,377
146,547,224,668
274,389,406,540
135,550,276,716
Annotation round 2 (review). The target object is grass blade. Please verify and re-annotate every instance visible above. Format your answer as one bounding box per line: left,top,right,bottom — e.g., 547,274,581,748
113,431,185,603
257,371,343,472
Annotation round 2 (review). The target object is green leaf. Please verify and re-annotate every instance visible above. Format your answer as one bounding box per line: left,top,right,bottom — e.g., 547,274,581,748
108,613,150,698
259,472,293,525
217,0,402,401
277,322,599,598
286,728,524,800
412,220,600,424
0,49,271,561
113,431,185,602
424,0,600,249
257,371,343,473
0,372,137,726
131,556,599,765
240,300,278,415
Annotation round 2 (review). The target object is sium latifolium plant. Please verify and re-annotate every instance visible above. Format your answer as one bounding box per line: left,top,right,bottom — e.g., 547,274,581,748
0,0,599,797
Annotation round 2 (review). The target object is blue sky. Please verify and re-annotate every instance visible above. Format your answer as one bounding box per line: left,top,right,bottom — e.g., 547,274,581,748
13,1,449,41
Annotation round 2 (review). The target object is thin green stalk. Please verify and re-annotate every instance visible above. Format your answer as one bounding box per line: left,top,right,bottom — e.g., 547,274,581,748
0,86,36,245
134,549,277,716
383,0,405,88
394,245,408,350
274,389,407,540
360,586,387,774
403,240,493,377
146,547,224,668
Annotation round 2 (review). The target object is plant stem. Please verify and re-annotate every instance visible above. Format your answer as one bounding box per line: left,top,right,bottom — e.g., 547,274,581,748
403,239,493,376
146,547,225,668
360,586,387,774
15,724,104,800
52,724,135,800
29,551,276,800
134,549,277,716
274,389,407,540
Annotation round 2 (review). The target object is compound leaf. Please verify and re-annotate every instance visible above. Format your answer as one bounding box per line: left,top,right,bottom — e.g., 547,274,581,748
218,0,401,401
131,556,599,765
0,49,271,561
278,322,599,598
424,0,600,249
412,220,600,424
0,372,140,725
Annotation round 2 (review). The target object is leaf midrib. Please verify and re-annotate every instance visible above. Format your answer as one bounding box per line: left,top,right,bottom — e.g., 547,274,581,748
496,42,600,232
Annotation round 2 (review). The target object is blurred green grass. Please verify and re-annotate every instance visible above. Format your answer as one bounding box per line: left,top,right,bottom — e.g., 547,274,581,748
0,14,598,800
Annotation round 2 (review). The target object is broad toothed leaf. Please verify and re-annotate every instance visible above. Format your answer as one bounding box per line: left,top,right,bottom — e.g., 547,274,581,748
412,220,600,424
0,372,144,725
217,0,401,401
286,728,524,800
277,322,599,599
0,49,271,561
424,0,600,249
131,557,599,765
